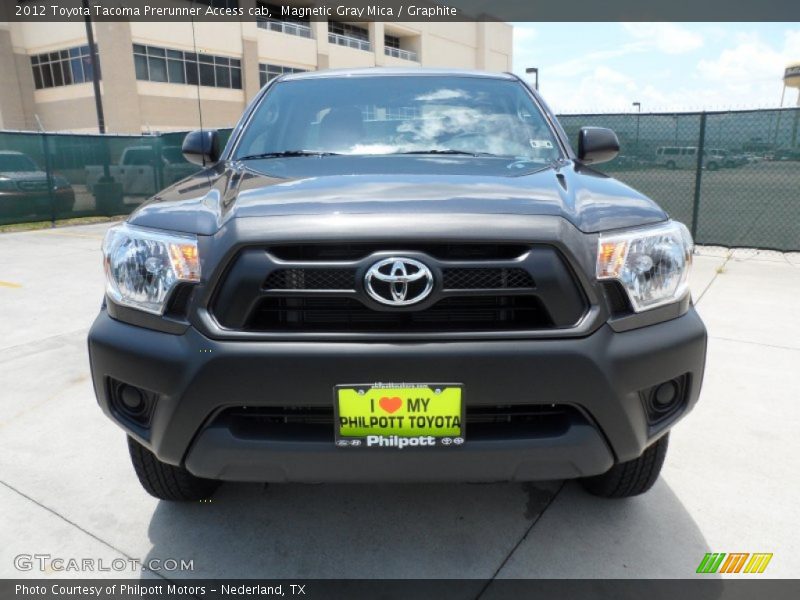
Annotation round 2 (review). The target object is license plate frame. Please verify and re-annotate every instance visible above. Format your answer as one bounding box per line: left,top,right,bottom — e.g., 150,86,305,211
333,383,465,449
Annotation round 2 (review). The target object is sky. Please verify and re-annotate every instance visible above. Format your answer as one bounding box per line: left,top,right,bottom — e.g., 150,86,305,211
512,22,800,114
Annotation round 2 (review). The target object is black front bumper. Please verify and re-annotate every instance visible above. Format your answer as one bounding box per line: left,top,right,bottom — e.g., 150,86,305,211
87,307,707,483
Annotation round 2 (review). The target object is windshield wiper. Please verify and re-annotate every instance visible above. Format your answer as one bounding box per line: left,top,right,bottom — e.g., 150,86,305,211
236,150,341,160
393,149,500,157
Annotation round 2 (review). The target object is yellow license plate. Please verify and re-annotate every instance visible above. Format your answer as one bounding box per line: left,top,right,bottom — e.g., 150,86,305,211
334,384,464,449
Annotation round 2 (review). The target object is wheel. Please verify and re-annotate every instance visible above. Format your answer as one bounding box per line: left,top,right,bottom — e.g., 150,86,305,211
127,436,219,501
706,161,719,171
665,160,676,170
580,433,669,498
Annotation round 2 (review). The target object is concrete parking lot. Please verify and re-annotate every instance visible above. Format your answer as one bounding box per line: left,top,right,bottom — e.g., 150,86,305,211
0,222,798,581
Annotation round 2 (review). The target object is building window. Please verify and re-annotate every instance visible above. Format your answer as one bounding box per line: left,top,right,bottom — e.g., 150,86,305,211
133,44,241,89
30,45,99,90
383,34,418,61
259,64,307,87
328,21,371,51
256,3,313,38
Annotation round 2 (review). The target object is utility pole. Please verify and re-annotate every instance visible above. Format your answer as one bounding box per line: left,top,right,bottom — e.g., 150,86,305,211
82,0,105,134
632,102,641,157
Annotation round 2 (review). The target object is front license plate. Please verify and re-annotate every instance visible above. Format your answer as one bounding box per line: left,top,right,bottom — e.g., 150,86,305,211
334,383,464,449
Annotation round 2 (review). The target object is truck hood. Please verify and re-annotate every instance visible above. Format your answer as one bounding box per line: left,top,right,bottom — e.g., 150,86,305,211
129,156,668,236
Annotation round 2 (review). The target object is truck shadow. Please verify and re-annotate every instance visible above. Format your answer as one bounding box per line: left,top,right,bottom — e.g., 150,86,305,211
141,477,719,583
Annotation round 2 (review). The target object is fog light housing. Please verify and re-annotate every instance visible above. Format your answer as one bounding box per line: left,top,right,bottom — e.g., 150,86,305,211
109,378,157,428
641,374,689,430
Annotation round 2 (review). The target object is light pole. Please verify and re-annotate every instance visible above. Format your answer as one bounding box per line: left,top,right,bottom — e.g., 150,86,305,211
632,102,641,157
82,0,105,134
526,67,539,91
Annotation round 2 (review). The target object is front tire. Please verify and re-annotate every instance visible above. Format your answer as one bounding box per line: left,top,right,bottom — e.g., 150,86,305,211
127,437,219,501
580,434,669,498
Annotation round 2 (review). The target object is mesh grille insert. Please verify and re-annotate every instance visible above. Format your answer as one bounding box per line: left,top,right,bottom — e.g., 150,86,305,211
443,268,534,289
264,268,355,290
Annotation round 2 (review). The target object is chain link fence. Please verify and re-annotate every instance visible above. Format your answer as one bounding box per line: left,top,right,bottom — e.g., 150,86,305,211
1,108,798,251
0,129,231,226
559,108,800,251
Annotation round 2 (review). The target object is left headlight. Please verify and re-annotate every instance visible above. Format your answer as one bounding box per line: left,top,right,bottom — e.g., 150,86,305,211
596,220,693,312
102,224,200,315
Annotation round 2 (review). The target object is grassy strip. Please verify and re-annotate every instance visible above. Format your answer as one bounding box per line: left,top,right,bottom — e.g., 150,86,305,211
0,215,125,234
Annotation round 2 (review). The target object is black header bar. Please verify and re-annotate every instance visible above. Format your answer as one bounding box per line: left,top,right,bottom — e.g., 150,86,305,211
3,0,799,22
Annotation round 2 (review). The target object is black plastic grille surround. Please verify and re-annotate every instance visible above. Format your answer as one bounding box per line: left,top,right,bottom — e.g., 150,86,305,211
210,243,589,335
268,243,531,262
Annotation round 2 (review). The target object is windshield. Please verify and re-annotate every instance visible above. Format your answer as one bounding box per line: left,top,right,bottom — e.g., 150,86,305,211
0,153,39,172
234,75,562,162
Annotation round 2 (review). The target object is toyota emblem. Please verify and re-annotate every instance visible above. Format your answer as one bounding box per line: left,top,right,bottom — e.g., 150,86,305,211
364,257,434,306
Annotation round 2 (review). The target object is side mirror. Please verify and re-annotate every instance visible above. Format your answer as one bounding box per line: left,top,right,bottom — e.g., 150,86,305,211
577,127,620,165
182,129,221,167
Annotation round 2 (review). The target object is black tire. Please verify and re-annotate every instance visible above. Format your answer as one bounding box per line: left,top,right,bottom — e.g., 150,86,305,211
127,436,220,501
665,160,676,170
580,433,669,498
706,161,719,171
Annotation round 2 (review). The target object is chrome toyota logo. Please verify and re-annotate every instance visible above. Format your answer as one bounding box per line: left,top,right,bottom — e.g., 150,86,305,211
364,257,434,306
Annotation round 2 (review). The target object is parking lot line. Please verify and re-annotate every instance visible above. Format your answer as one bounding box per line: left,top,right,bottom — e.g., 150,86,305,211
0,280,22,288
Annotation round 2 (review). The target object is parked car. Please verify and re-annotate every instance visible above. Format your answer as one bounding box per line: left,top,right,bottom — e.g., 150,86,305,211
772,148,800,161
85,145,198,196
88,69,707,501
706,148,748,168
0,150,75,218
655,146,728,170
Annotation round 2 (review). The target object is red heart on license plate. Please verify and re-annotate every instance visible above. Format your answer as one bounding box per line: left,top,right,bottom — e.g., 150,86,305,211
379,396,403,414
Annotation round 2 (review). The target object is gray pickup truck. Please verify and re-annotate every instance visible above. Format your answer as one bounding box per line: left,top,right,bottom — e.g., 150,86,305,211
88,69,707,501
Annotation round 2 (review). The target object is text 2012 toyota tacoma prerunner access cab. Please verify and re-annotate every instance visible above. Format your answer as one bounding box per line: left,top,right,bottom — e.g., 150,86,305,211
88,69,707,501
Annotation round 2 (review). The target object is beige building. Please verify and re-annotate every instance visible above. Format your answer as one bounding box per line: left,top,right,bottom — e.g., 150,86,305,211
0,4,512,134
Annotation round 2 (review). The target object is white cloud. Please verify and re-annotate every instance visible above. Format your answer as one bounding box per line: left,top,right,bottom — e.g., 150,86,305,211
513,24,800,112
622,23,704,54
695,30,800,107
546,43,646,78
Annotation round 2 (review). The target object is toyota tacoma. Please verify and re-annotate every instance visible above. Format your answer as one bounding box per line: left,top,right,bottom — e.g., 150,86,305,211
88,69,707,501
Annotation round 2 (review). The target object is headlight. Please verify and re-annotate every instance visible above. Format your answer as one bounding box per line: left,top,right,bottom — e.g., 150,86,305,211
0,178,18,191
596,221,692,312
102,224,200,314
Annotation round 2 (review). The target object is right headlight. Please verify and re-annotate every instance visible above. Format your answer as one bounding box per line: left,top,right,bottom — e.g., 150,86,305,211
596,220,693,312
102,224,200,315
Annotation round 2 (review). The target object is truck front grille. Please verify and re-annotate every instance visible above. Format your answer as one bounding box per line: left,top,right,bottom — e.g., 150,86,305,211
209,243,588,337
248,295,552,333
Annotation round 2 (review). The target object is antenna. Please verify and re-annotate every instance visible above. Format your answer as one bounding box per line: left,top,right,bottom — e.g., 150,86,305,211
190,9,204,135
